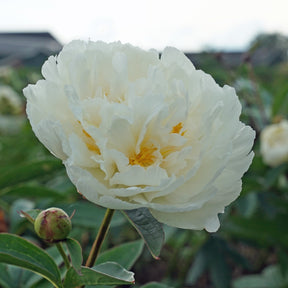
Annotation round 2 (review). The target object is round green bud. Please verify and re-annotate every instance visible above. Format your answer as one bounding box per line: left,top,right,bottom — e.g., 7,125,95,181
34,207,72,242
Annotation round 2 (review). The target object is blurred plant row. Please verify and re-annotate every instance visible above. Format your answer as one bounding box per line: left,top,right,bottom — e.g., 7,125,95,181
0,33,288,288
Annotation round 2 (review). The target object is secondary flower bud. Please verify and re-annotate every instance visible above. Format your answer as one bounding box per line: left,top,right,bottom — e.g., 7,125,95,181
34,208,71,242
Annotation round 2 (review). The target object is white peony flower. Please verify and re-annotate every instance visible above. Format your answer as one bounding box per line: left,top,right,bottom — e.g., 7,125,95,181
23,40,255,232
260,120,288,167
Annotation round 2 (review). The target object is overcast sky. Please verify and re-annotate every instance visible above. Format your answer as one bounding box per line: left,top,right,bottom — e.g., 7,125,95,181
1,0,288,51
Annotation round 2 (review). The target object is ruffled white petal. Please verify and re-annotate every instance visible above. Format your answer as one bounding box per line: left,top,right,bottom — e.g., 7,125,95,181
150,205,221,232
110,165,168,186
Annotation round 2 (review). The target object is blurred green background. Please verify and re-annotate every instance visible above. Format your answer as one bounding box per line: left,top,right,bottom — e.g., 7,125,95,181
0,32,288,288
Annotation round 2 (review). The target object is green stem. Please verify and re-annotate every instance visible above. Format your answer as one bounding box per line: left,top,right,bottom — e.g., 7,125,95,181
85,208,115,267
56,242,70,269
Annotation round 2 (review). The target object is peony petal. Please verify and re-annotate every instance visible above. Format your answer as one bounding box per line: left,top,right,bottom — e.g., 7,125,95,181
65,133,98,167
64,164,141,209
110,165,169,186
161,46,195,72
150,205,221,232
107,118,135,155
32,119,68,160
41,56,60,83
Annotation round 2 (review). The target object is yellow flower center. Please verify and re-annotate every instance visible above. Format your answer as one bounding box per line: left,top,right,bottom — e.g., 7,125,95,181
160,146,179,159
78,121,101,154
83,129,101,154
129,122,187,167
129,145,158,167
171,122,186,136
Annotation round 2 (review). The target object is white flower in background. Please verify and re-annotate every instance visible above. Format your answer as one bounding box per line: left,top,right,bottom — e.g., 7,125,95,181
0,66,12,79
260,120,288,166
0,85,22,115
0,85,23,135
23,40,255,232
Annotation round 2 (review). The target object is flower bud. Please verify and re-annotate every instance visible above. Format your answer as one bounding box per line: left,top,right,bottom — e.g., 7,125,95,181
34,208,71,242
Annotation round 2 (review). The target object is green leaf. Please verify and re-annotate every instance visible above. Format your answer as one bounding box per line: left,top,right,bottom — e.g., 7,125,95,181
272,85,288,116
30,279,55,288
277,251,288,276
63,262,134,288
140,282,172,288
96,240,144,269
15,268,44,288
65,238,83,273
1,185,66,199
233,265,288,288
0,263,15,288
7,265,32,288
0,233,62,288
233,276,269,288
209,245,231,288
0,159,63,190
223,213,288,246
25,245,67,288
263,164,288,189
186,237,233,288
186,250,207,284
94,241,144,288
123,208,164,258
236,193,258,218
9,199,34,233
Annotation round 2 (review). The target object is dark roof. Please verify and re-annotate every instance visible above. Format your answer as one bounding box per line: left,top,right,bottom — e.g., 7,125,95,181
0,32,62,66
186,51,244,68
0,32,56,38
